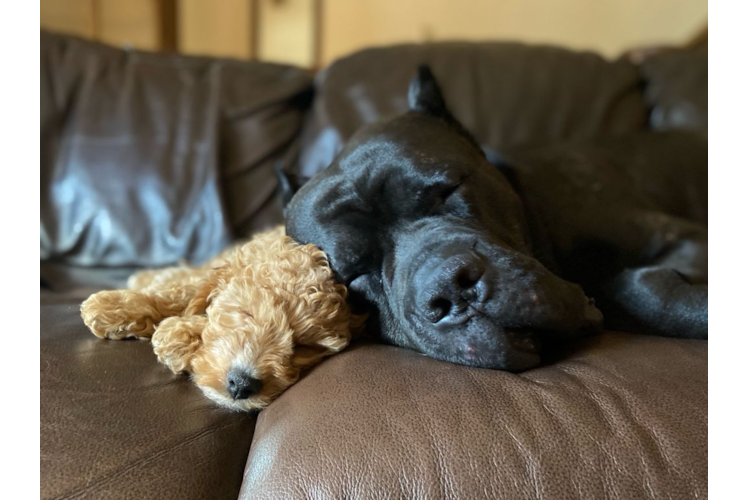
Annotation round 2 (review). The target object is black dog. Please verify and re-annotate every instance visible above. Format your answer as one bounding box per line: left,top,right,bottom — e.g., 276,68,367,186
286,66,707,371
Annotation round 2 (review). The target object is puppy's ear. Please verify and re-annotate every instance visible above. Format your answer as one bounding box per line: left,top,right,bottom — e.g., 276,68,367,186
275,163,311,208
408,65,451,118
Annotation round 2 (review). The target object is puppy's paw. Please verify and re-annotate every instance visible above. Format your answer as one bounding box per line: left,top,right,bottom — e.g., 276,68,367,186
80,290,161,340
152,316,206,373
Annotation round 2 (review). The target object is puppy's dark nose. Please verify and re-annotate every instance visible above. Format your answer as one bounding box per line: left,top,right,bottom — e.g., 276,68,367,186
422,254,486,323
227,369,263,400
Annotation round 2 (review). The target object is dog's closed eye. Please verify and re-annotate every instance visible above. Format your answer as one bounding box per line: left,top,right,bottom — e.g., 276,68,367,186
429,183,461,212
439,184,461,201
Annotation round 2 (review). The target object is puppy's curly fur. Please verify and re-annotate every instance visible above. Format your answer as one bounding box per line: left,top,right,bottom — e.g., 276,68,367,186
81,227,364,411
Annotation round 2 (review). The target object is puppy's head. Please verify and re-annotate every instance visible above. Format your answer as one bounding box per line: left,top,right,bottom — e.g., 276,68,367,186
154,231,358,411
286,66,602,371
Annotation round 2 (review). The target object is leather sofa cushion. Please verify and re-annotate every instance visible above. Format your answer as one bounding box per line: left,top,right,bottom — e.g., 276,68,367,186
297,42,648,178
240,334,707,499
41,31,312,268
40,292,255,499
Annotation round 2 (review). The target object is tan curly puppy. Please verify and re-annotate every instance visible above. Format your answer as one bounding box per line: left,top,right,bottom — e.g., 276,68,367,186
81,227,364,411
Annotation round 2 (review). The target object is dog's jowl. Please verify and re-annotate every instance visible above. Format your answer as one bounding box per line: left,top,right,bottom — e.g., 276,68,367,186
286,66,707,371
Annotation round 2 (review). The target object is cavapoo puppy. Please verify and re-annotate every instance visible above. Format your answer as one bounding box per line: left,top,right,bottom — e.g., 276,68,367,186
81,227,364,411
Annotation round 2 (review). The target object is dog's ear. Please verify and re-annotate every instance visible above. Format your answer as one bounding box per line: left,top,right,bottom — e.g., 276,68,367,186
408,65,451,118
275,163,311,208
409,65,484,153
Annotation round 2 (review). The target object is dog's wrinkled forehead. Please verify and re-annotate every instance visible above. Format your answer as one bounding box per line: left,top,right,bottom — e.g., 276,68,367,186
286,64,493,270
343,113,480,170
287,114,483,251
338,116,481,195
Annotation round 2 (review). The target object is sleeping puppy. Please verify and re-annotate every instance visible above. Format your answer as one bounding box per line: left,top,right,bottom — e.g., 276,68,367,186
285,66,707,371
81,227,364,411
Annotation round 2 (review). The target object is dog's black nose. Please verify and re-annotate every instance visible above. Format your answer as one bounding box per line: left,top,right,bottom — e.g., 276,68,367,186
421,253,486,323
227,369,263,400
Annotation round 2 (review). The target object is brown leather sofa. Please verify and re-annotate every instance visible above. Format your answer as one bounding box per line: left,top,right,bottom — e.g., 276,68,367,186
40,31,707,499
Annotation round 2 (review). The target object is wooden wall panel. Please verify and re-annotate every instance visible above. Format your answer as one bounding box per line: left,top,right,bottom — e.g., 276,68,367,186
178,0,252,59
40,0,95,38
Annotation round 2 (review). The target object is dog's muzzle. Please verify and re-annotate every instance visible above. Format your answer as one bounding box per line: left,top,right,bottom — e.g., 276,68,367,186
227,369,263,400
414,251,488,326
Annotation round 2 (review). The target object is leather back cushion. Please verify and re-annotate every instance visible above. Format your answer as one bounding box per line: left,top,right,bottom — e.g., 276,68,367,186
41,31,312,267
298,42,648,178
